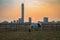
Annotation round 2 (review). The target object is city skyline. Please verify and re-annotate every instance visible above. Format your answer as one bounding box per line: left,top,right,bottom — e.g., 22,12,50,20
0,0,60,22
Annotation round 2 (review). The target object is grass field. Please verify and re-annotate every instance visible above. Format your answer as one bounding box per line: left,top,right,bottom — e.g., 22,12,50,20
0,25,60,40
0,31,60,40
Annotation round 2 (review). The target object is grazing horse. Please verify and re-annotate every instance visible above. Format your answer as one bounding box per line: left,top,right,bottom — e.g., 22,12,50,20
29,23,42,32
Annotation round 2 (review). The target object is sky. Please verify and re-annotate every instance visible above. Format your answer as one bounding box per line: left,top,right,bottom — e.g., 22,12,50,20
0,0,60,22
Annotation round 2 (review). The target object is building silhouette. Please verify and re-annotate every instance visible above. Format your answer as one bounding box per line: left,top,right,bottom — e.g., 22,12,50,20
21,3,24,24
29,17,32,24
18,18,22,24
43,17,48,23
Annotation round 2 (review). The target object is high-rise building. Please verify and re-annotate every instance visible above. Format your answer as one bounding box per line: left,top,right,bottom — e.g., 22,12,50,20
21,3,24,24
18,18,22,24
43,17,48,23
29,17,32,24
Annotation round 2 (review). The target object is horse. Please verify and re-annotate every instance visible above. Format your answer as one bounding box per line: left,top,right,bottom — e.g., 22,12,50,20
29,23,42,32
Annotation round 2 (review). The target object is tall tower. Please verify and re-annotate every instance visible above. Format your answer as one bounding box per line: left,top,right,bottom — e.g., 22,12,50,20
21,3,24,24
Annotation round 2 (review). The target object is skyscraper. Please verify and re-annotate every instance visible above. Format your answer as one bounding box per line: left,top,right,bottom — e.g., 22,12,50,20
21,3,24,24
43,17,48,23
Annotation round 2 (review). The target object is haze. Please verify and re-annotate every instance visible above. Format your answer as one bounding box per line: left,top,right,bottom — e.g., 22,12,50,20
0,0,60,22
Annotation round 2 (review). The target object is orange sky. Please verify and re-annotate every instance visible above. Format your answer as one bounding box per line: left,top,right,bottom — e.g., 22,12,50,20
0,0,60,22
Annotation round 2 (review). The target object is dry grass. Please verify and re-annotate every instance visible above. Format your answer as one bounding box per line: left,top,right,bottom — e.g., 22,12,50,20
0,31,60,40
0,25,60,40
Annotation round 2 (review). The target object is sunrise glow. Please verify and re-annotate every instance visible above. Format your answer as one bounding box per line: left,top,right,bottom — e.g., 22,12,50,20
0,0,60,22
